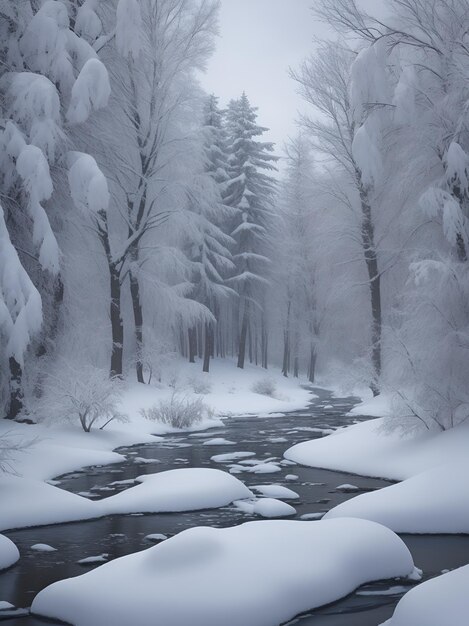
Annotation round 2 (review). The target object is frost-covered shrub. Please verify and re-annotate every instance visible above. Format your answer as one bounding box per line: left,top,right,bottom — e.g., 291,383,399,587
251,377,277,397
188,376,212,395
39,363,127,432
141,393,212,429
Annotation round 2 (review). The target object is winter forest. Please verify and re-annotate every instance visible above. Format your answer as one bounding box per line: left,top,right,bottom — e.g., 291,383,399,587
1,1,469,625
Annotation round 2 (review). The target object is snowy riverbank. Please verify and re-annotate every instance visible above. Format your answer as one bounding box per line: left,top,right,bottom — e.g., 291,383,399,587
285,393,469,626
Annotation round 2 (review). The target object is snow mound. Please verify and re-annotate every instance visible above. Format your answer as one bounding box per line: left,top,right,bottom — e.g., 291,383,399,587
382,565,469,626
253,498,296,518
103,468,253,514
325,462,469,533
252,484,299,499
0,534,19,571
31,544,57,552
32,519,416,626
248,462,281,474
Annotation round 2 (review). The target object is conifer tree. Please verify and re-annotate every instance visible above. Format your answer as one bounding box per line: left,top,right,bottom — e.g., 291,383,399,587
224,93,278,369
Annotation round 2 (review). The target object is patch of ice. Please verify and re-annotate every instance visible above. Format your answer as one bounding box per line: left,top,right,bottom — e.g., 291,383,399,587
144,534,168,542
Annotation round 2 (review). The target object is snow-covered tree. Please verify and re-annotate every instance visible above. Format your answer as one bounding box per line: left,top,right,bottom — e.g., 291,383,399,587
0,0,110,417
77,0,219,382
273,136,322,381
224,93,278,369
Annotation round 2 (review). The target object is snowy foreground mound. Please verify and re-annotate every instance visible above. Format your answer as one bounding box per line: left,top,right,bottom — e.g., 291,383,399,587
382,565,469,626
32,518,416,626
0,534,19,571
0,469,252,531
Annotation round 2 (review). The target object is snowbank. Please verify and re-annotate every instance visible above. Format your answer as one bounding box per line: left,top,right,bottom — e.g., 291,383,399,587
285,416,469,481
325,462,469,533
286,412,469,534
0,534,19,570
0,469,253,531
382,565,469,626
32,518,416,626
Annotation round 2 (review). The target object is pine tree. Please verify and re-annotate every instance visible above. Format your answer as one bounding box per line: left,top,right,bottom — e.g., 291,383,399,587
224,93,278,369
184,95,238,373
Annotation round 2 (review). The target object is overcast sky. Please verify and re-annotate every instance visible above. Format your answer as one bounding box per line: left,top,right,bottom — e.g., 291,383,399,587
201,0,384,163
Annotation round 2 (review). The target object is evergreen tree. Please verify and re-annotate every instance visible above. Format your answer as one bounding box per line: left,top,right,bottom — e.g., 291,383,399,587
224,93,278,369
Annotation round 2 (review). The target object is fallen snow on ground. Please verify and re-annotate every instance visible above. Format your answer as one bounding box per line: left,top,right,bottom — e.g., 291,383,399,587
382,565,469,626
285,402,469,533
325,462,469,533
32,518,417,626
0,359,312,533
0,534,19,570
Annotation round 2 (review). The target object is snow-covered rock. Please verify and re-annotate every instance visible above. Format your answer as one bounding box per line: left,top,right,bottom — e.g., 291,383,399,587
252,498,296,518
103,468,253,514
31,543,57,552
0,534,19,570
78,554,108,565
210,451,255,463
382,565,469,626
251,484,299,499
32,519,416,626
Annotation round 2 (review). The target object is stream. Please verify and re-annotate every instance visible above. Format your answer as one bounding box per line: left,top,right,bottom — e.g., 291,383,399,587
1,387,469,625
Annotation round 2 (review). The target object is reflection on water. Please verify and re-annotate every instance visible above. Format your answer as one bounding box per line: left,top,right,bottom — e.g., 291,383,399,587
1,388,468,625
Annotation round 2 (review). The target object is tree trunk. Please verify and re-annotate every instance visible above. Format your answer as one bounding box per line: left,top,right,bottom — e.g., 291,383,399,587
282,330,290,377
308,346,317,383
129,267,144,383
203,323,213,373
6,357,24,419
110,264,124,378
188,327,197,363
237,305,249,369
261,316,268,369
357,176,381,396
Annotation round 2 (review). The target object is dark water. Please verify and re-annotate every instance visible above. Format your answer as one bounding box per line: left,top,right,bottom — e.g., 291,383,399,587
1,388,468,625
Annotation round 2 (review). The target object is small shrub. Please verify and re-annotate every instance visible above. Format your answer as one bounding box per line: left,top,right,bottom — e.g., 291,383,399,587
141,392,212,429
40,363,128,432
251,377,277,397
188,376,212,395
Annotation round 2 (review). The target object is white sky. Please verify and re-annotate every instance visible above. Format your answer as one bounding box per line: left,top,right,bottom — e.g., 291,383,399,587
201,0,385,161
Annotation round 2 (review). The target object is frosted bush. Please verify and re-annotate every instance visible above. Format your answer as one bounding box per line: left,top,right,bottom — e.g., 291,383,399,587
188,376,212,395
141,393,212,429
251,377,276,397
40,363,127,432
